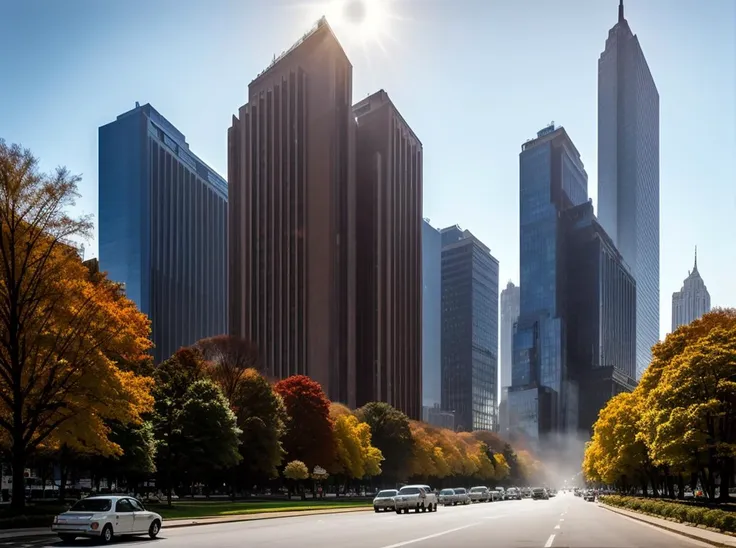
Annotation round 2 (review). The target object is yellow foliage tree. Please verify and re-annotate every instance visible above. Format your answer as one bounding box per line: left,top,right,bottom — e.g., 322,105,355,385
0,141,154,508
329,403,383,480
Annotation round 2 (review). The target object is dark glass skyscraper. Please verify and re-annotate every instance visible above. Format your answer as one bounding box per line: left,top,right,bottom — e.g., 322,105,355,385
509,124,587,444
422,219,442,411
99,103,228,364
441,226,499,432
353,90,423,419
598,0,660,379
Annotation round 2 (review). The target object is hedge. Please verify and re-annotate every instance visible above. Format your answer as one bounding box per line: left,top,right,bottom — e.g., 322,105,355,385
600,495,736,534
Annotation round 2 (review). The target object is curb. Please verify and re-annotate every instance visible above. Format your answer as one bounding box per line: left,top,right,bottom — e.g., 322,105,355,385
599,503,735,548
163,506,372,529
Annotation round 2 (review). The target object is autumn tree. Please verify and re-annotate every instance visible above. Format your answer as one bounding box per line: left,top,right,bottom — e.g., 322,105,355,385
229,369,286,489
283,460,310,499
274,375,335,470
0,140,154,509
197,335,260,401
356,402,414,483
329,403,383,486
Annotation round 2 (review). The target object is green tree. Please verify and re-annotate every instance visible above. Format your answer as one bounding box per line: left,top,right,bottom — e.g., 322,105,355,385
356,402,413,483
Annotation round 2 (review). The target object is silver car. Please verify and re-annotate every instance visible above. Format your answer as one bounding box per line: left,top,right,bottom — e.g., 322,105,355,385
469,486,491,502
453,488,471,505
373,489,398,512
394,485,438,513
438,488,456,506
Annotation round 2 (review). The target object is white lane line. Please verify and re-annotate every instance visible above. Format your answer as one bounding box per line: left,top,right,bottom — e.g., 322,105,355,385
482,514,508,520
379,523,481,548
554,524,560,529
559,518,564,522
544,533,555,547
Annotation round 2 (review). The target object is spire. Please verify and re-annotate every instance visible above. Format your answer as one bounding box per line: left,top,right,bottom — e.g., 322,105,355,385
693,245,698,271
618,0,624,22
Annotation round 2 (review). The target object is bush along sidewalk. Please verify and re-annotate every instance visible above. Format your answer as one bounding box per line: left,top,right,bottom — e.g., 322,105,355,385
600,495,736,535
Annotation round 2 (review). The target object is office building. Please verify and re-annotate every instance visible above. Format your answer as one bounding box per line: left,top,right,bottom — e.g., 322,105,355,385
441,226,499,432
353,90,423,419
672,248,711,331
565,201,637,434
499,281,520,435
423,404,455,430
99,103,228,364
597,0,660,379
509,124,588,446
228,18,356,405
422,219,442,410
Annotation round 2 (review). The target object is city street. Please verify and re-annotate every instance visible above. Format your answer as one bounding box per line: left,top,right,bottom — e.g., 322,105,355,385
2,493,711,548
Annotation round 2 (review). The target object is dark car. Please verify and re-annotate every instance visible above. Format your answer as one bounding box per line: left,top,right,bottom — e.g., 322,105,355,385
531,487,549,500
583,490,596,502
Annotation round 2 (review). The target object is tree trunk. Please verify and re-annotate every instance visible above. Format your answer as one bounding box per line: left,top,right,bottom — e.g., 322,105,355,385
719,458,732,502
677,475,685,500
10,441,26,511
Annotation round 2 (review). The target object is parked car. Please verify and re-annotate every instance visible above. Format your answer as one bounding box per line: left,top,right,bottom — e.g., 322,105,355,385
452,488,471,505
394,485,438,513
373,489,398,512
469,486,491,503
490,489,504,501
51,495,162,544
439,488,457,506
583,490,596,502
505,487,522,500
531,487,549,500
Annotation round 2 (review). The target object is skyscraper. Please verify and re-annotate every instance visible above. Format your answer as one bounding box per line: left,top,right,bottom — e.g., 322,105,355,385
672,248,711,331
228,17,356,405
99,103,228,364
598,0,660,379
499,281,520,435
509,124,587,445
353,90,423,419
421,219,442,412
441,226,499,432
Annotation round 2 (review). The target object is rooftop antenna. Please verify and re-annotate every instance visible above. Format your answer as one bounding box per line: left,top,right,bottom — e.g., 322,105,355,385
135,101,140,108
618,0,624,22
694,245,698,270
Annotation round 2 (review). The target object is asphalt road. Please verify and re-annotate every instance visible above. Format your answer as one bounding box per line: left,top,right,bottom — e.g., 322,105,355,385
5,492,712,548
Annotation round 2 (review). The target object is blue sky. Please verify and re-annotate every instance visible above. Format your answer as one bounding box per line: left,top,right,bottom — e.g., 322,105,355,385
1,0,734,340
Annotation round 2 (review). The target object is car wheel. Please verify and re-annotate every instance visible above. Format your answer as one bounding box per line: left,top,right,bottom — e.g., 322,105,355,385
149,520,161,539
100,524,114,544
395,508,401,514
374,507,379,513
421,503,427,513
58,534,76,543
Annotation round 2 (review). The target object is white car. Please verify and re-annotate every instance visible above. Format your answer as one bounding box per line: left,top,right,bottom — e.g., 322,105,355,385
394,484,438,513
373,489,398,512
51,495,162,543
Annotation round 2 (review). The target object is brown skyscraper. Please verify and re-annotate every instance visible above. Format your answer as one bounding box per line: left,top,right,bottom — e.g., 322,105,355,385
353,90,423,420
228,18,356,405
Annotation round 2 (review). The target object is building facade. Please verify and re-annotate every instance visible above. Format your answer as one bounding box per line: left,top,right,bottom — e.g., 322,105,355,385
423,404,455,430
565,201,637,434
228,18,357,405
353,90,423,419
422,219,442,410
509,124,588,447
499,281,520,435
441,226,499,432
672,248,711,331
99,103,228,364
597,0,660,379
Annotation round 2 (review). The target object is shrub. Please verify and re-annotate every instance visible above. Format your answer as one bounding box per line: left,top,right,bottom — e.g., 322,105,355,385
599,495,736,534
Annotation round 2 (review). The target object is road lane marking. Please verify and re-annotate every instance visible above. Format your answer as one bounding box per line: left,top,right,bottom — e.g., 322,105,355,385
559,518,564,522
544,533,555,547
554,524,560,529
379,523,481,548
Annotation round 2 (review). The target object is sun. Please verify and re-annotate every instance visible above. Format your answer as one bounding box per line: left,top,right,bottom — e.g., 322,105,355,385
323,0,393,46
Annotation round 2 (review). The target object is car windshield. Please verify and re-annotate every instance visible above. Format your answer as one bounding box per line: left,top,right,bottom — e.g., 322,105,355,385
376,490,397,497
69,498,112,512
399,487,420,495
470,487,485,492
440,489,454,495
454,488,466,494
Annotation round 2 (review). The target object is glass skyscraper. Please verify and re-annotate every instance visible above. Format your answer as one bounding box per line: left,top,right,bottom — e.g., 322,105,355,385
99,103,228,364
422,219,442,410
440,225,499,432
597,1,660,379
509,124,588,445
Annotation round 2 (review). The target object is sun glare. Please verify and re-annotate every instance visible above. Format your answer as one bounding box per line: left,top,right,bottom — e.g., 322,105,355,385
324,0,393,46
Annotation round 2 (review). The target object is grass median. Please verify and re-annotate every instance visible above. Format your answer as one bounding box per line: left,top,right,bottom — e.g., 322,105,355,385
153,500,372,520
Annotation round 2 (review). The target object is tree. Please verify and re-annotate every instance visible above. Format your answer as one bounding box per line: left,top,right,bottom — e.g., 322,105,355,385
197,335,260,401
0,140,154,509
356,402,414,483
274,375,335,469
283,460,309,499
229,368,286,488
330,403,383,481
101,421,157,493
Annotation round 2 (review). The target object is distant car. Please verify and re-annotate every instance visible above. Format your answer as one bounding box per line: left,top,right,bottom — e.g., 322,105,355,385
51,495,162,544
453,488,471,505
584,490,596,502
505,487,522,500
490,489,504,501
394,485,438,513
373,489,398,512
439,488,457,506
531,487,549,500
469,486,491,503
495,486,506,500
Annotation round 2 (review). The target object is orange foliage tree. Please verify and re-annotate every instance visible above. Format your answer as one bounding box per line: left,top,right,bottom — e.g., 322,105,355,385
274,375,335,470
0,141,154,508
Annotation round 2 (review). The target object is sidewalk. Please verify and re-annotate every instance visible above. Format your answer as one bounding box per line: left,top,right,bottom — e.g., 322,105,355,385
600,503,736,548
0,506,371,540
